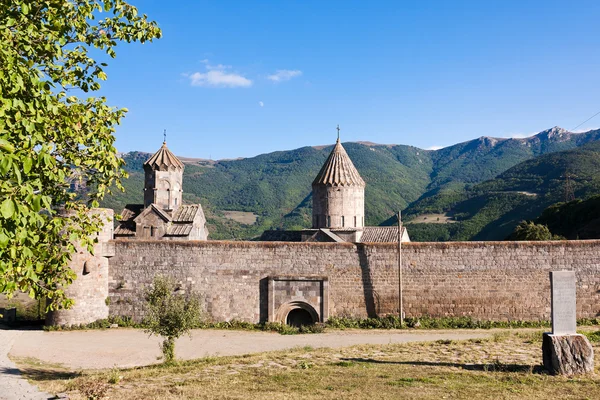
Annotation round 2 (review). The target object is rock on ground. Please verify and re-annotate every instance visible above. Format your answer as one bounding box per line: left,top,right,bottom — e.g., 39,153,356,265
542,333,594,375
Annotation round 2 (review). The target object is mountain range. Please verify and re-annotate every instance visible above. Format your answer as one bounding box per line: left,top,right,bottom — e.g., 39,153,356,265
99,126,600,240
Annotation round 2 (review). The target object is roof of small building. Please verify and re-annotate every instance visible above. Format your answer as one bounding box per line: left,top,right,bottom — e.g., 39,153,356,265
114,204,144,236
312,139,365,187
360,226,408,243
144,142,184,171
133,203,172,223
165,224,193,236
172,204,202,222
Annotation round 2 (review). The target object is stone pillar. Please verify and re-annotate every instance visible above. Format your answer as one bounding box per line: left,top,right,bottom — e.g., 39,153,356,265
46,208,114,326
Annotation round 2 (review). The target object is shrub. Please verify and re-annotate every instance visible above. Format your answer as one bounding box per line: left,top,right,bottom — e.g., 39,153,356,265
144,277,202,363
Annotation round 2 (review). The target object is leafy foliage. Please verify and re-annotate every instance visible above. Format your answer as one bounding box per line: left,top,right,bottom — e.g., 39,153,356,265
0,1,160,308
507,221,561,241
144,276,201,363
534,195,600,239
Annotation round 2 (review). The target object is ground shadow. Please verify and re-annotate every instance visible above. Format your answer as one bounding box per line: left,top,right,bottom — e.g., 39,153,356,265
340,357,546,374
0,366,21,376
0,323,45,331
3,366,81,381
356,244,377,318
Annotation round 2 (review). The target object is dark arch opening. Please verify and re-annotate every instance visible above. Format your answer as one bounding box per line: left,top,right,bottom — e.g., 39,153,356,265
286,308,315,327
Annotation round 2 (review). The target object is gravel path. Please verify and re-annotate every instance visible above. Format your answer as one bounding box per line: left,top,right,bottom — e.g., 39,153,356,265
0,330,55,400
8,328,492,370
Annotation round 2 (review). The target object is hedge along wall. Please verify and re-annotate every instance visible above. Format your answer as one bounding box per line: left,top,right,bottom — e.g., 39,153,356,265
107,239,600,323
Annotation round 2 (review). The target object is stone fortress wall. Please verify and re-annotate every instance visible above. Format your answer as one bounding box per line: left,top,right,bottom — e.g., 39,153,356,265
46,209,114,326
106,238,600,323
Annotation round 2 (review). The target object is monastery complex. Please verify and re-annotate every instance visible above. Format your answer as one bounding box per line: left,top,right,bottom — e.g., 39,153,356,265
46,137,600,328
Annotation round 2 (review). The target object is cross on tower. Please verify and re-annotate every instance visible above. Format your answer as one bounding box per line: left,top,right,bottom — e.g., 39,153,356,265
163,129,167,144
336,124,340,141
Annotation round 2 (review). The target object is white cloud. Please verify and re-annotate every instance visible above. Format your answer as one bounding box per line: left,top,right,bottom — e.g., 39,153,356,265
426,145,444,150
267,69,302,82
206,63,232,71
259,101,264,107
188,63,252,88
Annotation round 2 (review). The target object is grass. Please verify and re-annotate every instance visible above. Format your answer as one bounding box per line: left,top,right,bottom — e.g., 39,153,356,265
16,329,600,400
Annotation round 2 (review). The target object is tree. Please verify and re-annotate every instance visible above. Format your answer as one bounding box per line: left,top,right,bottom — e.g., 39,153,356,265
0,1,161,309
144,277,202,363
507,221,562,241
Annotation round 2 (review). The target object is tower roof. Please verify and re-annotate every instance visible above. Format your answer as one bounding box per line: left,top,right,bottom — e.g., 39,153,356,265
144,142,184,171
312,139,365,187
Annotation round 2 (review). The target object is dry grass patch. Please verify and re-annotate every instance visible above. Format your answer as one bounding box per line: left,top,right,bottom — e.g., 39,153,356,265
16,329,600,400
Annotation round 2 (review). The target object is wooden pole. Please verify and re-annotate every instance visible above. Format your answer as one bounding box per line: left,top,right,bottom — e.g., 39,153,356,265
397,210,403,325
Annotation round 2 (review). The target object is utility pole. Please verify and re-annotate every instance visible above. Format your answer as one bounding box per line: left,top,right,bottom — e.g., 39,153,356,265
397,210,403,325
564,173,576,203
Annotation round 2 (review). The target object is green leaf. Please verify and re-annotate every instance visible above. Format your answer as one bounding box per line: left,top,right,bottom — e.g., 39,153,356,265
0,138,15,153
0,199,15,219
0,231,8,247
0,156,10,174
23,157,32,174
32,196,41,212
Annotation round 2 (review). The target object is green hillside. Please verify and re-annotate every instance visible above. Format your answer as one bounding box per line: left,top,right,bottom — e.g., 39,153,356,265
406,141,600,241
534,195,600,239
99,127,600,240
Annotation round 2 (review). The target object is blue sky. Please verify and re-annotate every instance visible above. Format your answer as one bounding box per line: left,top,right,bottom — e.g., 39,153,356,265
102,1,600,159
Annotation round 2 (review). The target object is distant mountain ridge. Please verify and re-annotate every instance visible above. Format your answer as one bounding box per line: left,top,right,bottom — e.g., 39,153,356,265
100,127,600,240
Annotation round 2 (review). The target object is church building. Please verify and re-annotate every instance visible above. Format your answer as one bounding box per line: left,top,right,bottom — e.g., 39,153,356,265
261,132,409,243
114,140,209,240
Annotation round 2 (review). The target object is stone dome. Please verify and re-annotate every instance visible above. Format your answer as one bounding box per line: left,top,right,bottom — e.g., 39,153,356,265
143,142,184,171
312,139,365,187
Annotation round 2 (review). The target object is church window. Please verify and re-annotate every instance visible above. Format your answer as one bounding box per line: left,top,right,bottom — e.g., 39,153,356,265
341,216,345,227
327,216,331,227
354,216,357,227
150,226,155,237
174,198,178,206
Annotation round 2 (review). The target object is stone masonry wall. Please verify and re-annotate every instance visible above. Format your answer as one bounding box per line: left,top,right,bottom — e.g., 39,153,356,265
46,209,113,326
108,239,600,323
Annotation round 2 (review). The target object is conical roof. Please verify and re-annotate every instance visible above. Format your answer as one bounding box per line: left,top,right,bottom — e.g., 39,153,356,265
312,139,365,187
144,142,184,171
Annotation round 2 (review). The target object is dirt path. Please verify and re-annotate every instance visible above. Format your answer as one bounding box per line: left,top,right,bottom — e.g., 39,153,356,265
0,329,54,400
8,328,492,370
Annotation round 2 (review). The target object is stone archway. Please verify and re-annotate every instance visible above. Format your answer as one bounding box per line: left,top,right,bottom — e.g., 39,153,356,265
274,301,319,326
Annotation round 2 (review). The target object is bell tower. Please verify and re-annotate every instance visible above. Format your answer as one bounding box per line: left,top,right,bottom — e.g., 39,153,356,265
143,136,184,211
312,126,365,229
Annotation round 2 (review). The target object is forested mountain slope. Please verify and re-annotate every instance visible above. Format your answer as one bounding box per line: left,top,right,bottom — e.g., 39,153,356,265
99,127,600,240
405,141,600,241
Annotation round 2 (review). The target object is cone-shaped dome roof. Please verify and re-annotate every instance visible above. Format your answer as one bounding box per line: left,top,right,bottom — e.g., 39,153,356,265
144,142,184,171
312,139,365,187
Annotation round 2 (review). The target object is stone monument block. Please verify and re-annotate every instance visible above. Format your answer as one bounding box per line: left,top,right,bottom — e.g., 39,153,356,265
550,270,576,335
542,270,594,375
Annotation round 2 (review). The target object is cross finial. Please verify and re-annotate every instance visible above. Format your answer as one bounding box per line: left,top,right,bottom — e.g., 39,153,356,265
336,125,340,142
163,129,167,144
